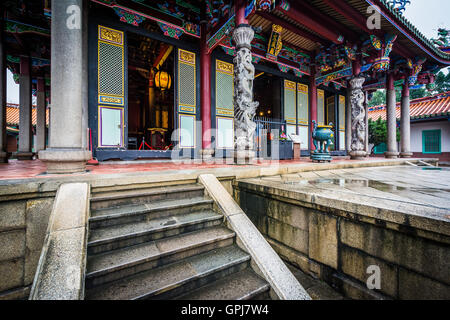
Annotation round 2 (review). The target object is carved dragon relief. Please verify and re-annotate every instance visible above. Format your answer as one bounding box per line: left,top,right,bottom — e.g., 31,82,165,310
350,77,366,153
233,26,259,152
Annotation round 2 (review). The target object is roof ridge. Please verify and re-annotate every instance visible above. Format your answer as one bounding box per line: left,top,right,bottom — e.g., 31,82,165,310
369,91,450,111
375,0,450,63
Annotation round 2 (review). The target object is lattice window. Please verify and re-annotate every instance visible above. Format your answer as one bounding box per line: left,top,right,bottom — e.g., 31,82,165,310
179,63,196,107
317,89,325,125
216,72,233,111
297,84,309,125
423,130,441,154
284,80,296,124
339,95,345,131
98,42,124,96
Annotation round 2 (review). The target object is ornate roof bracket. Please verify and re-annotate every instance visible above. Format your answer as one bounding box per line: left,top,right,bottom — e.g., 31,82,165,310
407,57,427,85
158,22,184,39
370,33,397,73
114,7,146,26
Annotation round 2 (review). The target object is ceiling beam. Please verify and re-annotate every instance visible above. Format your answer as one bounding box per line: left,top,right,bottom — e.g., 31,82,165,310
275,4,344,44
256,12,327,46
295,0,358,43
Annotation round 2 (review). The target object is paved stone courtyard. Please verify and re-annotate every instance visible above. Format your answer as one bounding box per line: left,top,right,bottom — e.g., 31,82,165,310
258,165,450,220
235,164,450,299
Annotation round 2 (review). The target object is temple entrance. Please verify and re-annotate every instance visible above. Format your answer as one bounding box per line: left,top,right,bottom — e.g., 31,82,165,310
253,72,282,121
253,72,283,157
127,32,175,155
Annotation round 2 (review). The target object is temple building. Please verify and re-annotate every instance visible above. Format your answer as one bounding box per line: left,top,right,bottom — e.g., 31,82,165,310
1,0,450,172
369,91,450,162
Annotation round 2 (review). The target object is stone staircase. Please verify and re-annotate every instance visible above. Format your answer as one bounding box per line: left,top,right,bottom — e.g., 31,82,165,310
84,183,271,300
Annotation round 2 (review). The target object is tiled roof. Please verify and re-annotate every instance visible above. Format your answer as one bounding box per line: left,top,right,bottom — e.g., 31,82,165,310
376,0,450,63
368,92,450,121
6,103,49,126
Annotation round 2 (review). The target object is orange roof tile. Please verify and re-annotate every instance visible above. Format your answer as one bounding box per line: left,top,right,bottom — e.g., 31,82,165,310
368,92,450,121
6,103,49,126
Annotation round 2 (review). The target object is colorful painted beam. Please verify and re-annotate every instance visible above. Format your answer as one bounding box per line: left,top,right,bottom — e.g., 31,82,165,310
92,0,200,39
5,20,50,36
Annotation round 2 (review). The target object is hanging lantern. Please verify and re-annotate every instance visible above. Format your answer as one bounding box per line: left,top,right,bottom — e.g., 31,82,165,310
154,70,172,91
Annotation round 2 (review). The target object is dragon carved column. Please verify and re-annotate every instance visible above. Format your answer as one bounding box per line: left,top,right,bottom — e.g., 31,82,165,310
349,76,367,159
233,24,259,164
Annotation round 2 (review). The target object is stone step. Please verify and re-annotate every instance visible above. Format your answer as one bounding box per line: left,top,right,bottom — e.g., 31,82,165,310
89,197,214,229
85,245,250,300
88,211,223,255
174,268,270,300
85,226,235,289
90,184,204,210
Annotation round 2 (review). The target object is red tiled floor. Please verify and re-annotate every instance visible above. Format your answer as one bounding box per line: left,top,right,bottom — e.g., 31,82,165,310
0,156,381,181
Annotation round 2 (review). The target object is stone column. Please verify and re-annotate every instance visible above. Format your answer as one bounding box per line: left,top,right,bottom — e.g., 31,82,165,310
39,0,91,173
348,76,367,159
309,66,317,152
233,0,258,164
400,82,412,157
385,73,399,158
36,78,46,153
81,1,89,150
17,56,33,160
0,8,7,163
345,87,351,154
364,91,369,156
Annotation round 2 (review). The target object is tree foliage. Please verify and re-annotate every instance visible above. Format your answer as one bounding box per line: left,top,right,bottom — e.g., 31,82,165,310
367,68,450,108
368,118,400,154
434,70,450,93
368,90,386,107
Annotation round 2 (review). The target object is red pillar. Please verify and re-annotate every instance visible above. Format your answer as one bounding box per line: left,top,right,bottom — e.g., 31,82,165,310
352,59,361,77
309,66,317,152
200,23,211,151
235,0,248,25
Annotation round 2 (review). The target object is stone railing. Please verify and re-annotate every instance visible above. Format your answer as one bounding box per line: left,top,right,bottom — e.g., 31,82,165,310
29,183,90,300
199,174,310,300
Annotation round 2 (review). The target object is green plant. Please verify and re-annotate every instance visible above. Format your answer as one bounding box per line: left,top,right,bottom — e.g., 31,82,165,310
368,118,400,154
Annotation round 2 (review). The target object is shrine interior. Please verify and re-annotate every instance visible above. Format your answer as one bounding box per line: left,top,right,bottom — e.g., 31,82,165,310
253,72,282,120
127,31,175,151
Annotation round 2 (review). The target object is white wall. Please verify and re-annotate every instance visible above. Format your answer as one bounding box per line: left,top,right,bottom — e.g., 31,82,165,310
410,120,450,153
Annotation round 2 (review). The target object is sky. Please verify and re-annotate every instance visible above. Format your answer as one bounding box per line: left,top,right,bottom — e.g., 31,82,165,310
6,1,450,104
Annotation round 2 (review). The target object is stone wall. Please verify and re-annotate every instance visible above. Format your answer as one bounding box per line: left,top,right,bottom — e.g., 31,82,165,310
0,193,54,299
234,181,450,300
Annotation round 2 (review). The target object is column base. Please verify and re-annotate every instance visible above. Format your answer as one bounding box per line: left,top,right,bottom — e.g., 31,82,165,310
0,151,8,163
400,152,413,158
38,149,92,174
349,150,367,160
16,152,34,160
233,150,255,165
199,148,215,161
384,151,399,159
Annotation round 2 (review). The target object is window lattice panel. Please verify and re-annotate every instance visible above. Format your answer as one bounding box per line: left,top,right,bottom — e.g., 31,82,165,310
297,90,308,124
284,88,296,124
216,72,233,111
423,130,441,153
179,63,196,107
98,42,124,96
339,96,345,130
318,90,325,125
